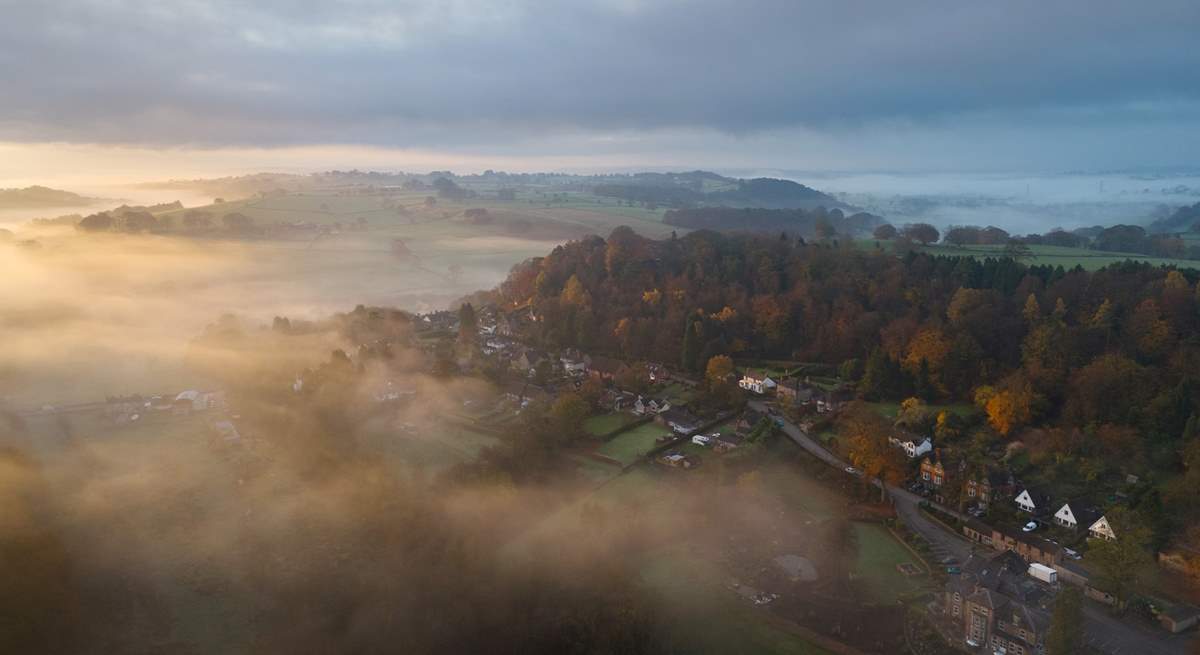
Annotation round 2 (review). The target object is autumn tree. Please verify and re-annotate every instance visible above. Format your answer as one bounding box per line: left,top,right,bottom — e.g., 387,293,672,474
1085,506,1154,610
549,393,591,444
873,224,898,239
839,404,906,500
704,355,734,386
902,222,939,245
1046,586,1083,655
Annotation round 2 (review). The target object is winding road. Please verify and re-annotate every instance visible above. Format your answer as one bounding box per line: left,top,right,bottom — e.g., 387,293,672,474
749,399,1192,655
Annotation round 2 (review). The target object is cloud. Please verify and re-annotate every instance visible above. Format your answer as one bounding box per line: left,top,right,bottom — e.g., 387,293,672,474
0,1,1196,144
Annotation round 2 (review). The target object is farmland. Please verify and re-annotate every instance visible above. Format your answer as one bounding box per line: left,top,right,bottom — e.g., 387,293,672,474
908,241,1200,271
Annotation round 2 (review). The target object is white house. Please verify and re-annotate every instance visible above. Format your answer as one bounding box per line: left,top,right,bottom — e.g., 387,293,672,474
633,396,670,416
898,436,933,459
1052,502,1102,532
738,371,777,394
1014,488,1050,514
1088,515,1117,541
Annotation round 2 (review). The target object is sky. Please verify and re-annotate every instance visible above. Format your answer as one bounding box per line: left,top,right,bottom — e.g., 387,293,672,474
2,0,1200,177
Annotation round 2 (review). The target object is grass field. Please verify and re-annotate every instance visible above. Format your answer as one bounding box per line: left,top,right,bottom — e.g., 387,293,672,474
915,242,1200,271
643,552,836,655
851,522,928,604
583,412,634,436
596,422,673,466
659,382,696,405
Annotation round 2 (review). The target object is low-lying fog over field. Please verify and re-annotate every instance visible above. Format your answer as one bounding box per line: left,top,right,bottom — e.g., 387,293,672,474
771,170,1200,235
1,231,562,407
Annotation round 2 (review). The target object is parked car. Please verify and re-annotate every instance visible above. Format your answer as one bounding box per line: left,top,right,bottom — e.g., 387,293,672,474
1022,520,1039,532
844,466,860,476
946,566,962,575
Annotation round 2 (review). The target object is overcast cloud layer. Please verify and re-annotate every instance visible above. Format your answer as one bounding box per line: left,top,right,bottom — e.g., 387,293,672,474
2,0,1200,170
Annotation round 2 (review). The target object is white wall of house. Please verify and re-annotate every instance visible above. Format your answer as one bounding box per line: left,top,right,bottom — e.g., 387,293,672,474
1054,503,1077,528
1089,516,1116,541
1015,489,1038,513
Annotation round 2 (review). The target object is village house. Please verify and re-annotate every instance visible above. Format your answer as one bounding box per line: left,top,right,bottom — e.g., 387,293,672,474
735,409,767,437
774,377,807,405
1088,515,1117,541
713,432,743,453
1157,604,1200,634
646,362,670,383
658,406,702,434
919,453,947,487
963,519,1063,567
944,550,1050,654
657,451,698,469
1052,501,1103,535
1014,487,1052,515
964,469,1014,508
511,348,547,376
632,395,670,416
502,380,548,409
890,433,932,459
737,370,776,394
559,349,590,377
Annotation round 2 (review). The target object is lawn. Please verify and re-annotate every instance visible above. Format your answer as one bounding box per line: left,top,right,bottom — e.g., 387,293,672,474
596,422,673,466
756,459,846,521
568,454,624,485
583,412,634,436
851,522,928,604
643,551,836,655
659,382,696,405
917,242,1200,272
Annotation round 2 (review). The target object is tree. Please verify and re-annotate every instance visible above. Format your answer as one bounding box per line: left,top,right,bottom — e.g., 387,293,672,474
839,404,906,501
873,224,898,240
549,393,590,445
985,388,1033,436
1004,241,1033,261
76,212,114,232
902,223,939,245
704,355,734,386
1046,586,1083,655
1084,506,1153,610
1023,293,1042,323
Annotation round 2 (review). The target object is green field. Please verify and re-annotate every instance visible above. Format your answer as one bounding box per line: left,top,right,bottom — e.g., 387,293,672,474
596,422,673,466
583,412,634,436
917,242,1200,271
643,552,836,655
852,523,928,603
659,382,697,405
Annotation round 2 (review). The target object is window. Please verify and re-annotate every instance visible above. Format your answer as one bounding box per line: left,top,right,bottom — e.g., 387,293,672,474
922,471,930,481
968,486,976,497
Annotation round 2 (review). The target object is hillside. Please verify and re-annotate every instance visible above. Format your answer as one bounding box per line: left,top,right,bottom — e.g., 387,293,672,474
664,206,881,236
1148,200,1200,233
0,185,102,208
594,174,848,211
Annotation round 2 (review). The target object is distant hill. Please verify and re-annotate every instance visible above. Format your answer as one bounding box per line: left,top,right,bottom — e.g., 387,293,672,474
1148,201,1200,233
0,185,101,208
593,173,848,211
663,206,881,236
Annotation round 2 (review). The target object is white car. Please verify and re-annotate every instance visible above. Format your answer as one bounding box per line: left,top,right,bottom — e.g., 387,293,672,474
845,466,860,476
1022,521,1039,532
691,435,711,446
